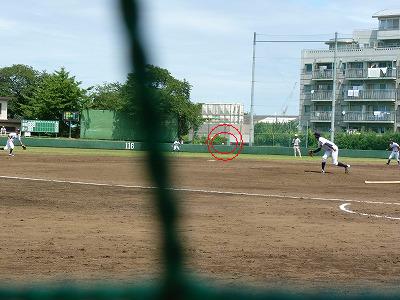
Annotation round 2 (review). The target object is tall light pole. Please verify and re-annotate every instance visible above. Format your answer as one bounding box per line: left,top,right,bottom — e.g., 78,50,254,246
249,32,256,146
249,35,327,146
305,121,309,149
330,32,338,142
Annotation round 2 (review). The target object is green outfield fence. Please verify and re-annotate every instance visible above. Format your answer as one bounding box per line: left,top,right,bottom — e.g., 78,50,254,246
2,136,390,159
1,1,396,299
79,109,178,141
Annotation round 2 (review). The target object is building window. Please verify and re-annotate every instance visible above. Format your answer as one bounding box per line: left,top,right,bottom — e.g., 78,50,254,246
305,64,312,73
378,62,389,68
315,105,331,112
304,105,310,113
318,84,332,90
379,18,400,30
349,62,363,69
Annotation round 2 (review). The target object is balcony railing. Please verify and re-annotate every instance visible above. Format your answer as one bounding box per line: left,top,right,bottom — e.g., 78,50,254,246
345,68,366,79
312,69,333,80
345,68,397,79
310,111,332,122
379,25,400,31
343,89,396,101
342,111,395,122
310,90,333,101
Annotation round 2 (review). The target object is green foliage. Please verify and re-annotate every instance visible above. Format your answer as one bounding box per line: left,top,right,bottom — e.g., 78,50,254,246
254,120,299,134
255,133,293,147
306,129,318,148
254,120,302,146
0,63,203,139
191,134,228,145
254,129,400,150
212,134,229,145
21,67,87,135
191,136,206,144
0,64,43,118
253,120,400,150
85,82,125,110
121,65,203,138
334,132,400,150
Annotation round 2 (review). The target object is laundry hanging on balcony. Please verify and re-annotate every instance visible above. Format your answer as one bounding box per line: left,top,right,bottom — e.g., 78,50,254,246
367,67,387,78
347,89,360,97
368,67,381,78
380,67,387,77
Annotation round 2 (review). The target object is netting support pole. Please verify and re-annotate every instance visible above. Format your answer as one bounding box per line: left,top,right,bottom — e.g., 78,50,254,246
120,1,185,299
249,32,256,146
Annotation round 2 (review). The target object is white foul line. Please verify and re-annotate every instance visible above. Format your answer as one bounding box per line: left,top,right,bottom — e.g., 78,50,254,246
339,203,400,221
365,180,400,184
1,175,400,221
0,175,157,190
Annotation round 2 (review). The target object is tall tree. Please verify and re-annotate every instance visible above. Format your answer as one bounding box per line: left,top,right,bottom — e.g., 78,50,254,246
0,64,42,118
21,67,87,133
85,82,125,110
121,65,203,138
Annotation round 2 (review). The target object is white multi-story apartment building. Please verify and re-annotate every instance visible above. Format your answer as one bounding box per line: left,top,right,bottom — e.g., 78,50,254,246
299,9,400,133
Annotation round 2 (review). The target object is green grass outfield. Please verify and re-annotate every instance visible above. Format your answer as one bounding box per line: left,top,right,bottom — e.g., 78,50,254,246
12,146,389,164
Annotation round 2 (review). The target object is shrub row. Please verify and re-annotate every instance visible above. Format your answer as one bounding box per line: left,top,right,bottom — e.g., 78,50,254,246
334,132,400,150
254,131,400,150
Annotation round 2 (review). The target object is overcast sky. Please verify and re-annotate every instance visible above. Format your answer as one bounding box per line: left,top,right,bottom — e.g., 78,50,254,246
1,0,399,115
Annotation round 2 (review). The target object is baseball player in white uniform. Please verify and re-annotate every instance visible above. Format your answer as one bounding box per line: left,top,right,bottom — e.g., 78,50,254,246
386,139,400,165
292,134,301,157
309,132,350,173
172,140,180,152
2,128,26,156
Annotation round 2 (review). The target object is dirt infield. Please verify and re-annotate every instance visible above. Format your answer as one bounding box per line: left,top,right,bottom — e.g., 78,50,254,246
1,152,400,291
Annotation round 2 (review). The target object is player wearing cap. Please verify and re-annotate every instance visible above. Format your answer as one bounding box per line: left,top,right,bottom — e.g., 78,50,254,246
292,134,301,157
308,132,350,174
386,139,400,165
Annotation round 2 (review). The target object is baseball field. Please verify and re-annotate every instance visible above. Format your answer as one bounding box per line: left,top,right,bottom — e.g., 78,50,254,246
1,148,399,292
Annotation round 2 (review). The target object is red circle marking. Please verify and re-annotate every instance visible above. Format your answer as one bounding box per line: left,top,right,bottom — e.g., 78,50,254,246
207,124,243,161
210,131,239,154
